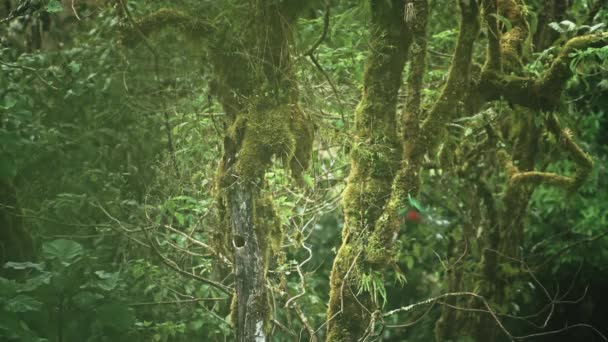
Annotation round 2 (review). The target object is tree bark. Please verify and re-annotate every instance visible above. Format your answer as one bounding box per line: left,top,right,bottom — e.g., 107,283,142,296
229,184,268,341
211,2,313,341
326,1,411,340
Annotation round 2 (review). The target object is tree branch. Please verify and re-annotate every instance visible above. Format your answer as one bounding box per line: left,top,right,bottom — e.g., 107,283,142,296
479,32,608,110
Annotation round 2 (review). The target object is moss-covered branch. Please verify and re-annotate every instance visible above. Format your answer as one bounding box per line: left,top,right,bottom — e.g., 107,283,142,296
419,0,480,145
498,0,529,72
479,32,608,110
501,113,593,191
364,0,480,266
326,1,412,340
482,0,501,70
402,0,429,142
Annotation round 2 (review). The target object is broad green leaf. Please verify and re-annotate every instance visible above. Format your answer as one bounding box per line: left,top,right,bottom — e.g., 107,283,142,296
560,20,577,31
21,273,52,292
3,262,44,271
42,239,84,266
4,294,43,312
589,23,606,33
303,174,314,188
67,61,81,74
93,270,120,291
46,0,63,13
548,22,564,33
0,96,17,109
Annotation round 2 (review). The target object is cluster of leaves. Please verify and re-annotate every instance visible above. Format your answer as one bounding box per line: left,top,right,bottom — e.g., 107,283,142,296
1,239,133,341
2,0,608,341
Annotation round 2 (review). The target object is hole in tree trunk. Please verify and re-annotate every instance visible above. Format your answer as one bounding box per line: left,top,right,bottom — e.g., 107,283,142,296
233,235,245,248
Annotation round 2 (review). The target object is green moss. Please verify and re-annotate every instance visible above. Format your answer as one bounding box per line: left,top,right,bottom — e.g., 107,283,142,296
340,176,392,240
234,107,292,180
326,1,414,338
498,0,529,72
289,104,314,184
254,194,283,265
327,243,369,342
230,101,313,183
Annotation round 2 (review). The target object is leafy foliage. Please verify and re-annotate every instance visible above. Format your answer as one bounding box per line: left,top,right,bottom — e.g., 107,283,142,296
1,0,607,341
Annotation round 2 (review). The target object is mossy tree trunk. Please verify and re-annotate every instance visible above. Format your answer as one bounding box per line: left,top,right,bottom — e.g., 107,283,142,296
117,2,313,339
211,2,313,341
326,0,484,340
325,1,412,340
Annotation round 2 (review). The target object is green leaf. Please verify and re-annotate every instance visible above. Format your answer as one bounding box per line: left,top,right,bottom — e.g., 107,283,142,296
174,211,185,225
548,22,564,33
490,13,512,32
46,0,63,13
4,295,43,313
549,20,578,33
1,96,17,109
3,262,44,271
67,61,81,74
405,255,415,270
303,174,314,188
93,270,120,291
42,239,84,266
21,273,52,292
560,20,577,32
589,23,606,33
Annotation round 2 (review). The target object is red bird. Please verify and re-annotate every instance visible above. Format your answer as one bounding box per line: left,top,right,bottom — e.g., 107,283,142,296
406,210,422,224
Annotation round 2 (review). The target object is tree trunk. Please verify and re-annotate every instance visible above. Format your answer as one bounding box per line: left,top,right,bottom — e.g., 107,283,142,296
326,1,412,340
211,2,313,340
229,184,268,341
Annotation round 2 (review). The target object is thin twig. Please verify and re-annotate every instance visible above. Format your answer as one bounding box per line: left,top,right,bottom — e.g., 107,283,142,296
71,0,81,20
129,297,228,306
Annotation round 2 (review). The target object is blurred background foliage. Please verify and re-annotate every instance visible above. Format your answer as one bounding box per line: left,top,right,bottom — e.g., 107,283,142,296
0,0,607,341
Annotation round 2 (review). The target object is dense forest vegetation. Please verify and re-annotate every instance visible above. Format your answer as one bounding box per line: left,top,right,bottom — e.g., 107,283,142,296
1,0,608,341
